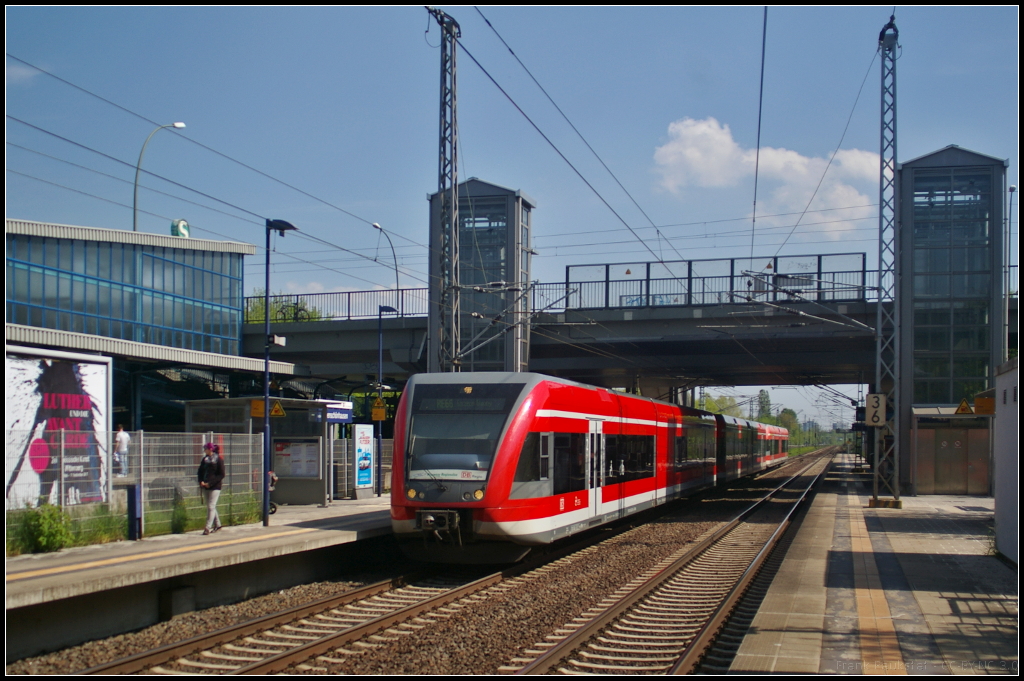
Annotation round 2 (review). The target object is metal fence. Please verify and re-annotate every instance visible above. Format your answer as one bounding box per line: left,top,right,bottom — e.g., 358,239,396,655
246,254,1015,321
331,439,392,499
246,288,428,322
6,431,262,551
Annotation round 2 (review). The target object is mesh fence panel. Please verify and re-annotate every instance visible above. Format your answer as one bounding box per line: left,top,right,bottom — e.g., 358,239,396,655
6,431,262,549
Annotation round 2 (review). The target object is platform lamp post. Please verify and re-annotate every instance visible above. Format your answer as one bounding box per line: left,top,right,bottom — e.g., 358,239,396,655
376,305,399,496
133,122,185,232
264,219,297,525
372,223,400,305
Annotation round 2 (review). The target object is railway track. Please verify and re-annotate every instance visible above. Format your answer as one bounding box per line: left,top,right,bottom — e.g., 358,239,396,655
507,449,835,675
79,449,834,676
79,574,496,675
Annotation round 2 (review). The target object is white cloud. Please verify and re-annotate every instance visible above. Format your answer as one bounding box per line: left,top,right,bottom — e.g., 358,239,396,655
654,117,879,240
6,63,41,86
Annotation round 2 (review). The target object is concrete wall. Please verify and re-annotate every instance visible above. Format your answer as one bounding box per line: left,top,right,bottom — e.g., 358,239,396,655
993,358,1017,565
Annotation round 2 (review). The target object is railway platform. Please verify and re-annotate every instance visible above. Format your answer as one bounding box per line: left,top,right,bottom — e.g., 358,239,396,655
6,495,392,661
730,453,1017,675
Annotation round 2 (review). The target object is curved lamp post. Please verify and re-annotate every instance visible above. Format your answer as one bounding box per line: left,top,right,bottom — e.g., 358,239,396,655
372,223,400,300
264,219,298,525
133,122,185,232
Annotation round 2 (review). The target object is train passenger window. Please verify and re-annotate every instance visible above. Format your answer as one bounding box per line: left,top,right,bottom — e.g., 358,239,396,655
552,433,586,494
510,432,554,500
676,433,688,466
604,434,655,483
514,433,551,482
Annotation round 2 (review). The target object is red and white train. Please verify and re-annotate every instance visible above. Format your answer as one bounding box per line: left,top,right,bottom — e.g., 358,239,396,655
391,372,788,563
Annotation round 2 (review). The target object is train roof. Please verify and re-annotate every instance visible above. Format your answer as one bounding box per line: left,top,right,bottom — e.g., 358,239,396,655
404,372,787,434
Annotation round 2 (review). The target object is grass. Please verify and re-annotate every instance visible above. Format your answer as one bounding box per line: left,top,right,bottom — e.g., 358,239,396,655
6,488,263,555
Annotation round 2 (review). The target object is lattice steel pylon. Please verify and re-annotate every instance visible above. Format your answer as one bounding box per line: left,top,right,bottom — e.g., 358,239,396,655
428,7,461,372
873,16,901,505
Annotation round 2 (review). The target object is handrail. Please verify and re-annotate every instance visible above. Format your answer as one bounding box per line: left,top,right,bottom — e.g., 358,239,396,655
244,269,897,322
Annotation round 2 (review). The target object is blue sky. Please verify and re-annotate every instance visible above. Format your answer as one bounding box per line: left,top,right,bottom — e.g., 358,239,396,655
6,6,1018,424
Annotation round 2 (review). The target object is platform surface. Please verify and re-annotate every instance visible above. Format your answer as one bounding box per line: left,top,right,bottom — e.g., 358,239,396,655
730,454,1017,675
5,495,392,610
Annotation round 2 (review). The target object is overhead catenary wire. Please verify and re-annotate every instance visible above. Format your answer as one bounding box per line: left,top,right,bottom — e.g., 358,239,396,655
454,37,667,266
473,6,685,264
770,49,878,258
7,117,436,291
749,6,768,268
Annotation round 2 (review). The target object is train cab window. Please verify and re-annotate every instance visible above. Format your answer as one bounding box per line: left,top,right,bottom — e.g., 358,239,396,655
406,382,526,481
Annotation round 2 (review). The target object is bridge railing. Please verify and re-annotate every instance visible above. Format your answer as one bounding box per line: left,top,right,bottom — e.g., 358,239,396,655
536,269,878,311
246,269,891,323
245,288,429,322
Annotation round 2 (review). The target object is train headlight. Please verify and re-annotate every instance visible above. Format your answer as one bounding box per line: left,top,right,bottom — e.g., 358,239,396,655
407,488,417,499
473,488,484,500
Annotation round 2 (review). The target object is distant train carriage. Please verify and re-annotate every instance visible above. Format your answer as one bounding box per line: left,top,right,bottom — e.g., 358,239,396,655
391,372,788,563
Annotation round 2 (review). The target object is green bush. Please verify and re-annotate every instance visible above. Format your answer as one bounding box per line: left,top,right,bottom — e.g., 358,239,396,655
171,494,191,534
9,504,73,555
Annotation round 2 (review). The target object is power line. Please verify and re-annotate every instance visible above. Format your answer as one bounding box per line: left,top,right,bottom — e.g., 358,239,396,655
6,53,431,259
473,6,684,262
455,38,667,265
771,49,878,258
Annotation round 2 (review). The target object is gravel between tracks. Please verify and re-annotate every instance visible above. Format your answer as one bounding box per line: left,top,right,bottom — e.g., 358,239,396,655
314,461,819,675
5,579,368,675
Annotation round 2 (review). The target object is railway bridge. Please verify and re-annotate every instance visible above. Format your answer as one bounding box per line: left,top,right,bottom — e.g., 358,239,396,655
243,253,902,398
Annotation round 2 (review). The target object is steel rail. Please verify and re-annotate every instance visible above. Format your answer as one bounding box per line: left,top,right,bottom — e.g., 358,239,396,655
80,575,412,675
668,451,834,674
513,449,835,675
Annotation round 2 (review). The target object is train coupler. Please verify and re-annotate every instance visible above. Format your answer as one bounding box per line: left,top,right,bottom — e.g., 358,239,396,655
416,509,463,546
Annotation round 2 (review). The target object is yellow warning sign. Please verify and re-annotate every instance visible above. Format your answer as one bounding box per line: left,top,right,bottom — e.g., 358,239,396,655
954,398,973,415
372,397,386,421
270,401,287,417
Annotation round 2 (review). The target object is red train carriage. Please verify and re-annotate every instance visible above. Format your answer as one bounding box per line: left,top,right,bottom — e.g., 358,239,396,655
390,372,788,563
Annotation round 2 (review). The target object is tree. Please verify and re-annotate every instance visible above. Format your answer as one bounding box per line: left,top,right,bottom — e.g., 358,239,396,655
704,394,743,417
757,389,772,420
244,289,324,323
778,408,802,442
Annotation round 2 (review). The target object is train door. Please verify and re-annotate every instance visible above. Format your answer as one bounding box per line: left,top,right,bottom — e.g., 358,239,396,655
587,419,604,520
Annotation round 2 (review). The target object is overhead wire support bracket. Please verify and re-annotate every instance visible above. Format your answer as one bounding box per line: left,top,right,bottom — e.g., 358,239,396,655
739,271,875,333
873,14,901,506
426,6,462,372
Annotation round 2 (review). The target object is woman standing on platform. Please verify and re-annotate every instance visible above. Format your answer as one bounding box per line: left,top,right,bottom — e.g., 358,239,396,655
198,442,225,535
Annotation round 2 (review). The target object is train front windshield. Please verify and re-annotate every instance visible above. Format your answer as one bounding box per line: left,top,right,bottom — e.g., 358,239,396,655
407,382,526,481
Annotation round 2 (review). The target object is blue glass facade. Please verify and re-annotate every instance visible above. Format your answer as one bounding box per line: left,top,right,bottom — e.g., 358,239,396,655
6,225,247,355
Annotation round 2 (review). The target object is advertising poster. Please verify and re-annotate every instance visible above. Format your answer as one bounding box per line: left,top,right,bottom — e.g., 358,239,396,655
6,354,109,509
354,424,374,489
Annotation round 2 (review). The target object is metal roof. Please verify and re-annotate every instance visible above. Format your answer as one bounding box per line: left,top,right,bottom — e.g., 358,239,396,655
6,324,300,375
5,219,256,255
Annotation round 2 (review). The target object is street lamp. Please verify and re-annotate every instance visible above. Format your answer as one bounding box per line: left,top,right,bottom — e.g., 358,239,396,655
372,223,401,301
264,218,297,526
133,122,185,232
376,304,398,496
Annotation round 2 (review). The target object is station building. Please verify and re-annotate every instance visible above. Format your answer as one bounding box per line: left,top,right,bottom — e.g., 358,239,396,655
5,219,296,430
